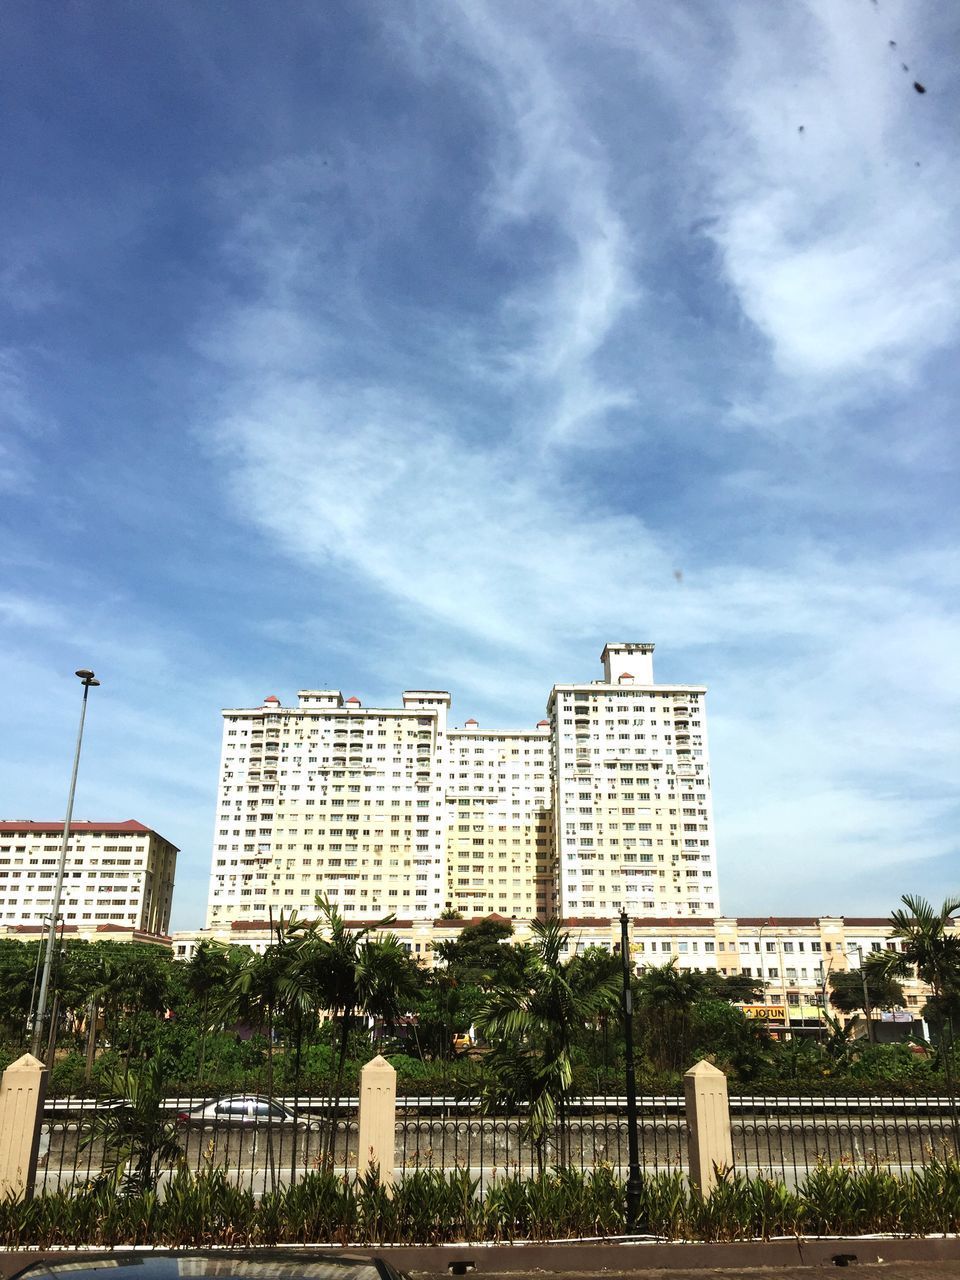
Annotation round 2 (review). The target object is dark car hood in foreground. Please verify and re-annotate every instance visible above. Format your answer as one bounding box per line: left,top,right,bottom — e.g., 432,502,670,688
12,1252,407,1280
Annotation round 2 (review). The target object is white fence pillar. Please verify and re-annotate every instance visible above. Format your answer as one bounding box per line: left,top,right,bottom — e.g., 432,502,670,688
356,1053,396,1184
684,1059,733,1194
0,1053,49,1201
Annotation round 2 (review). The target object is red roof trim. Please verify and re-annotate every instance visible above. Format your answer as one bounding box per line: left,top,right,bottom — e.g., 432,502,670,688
0,820,154,834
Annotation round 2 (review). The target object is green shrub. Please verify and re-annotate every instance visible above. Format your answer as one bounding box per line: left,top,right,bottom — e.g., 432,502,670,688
3,1161,959,1246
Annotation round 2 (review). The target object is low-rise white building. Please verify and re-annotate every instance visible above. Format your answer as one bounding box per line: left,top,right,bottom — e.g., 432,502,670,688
172,911,944,1026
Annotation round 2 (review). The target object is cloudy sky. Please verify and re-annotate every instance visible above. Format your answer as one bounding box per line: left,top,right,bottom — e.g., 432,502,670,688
2,1,958,931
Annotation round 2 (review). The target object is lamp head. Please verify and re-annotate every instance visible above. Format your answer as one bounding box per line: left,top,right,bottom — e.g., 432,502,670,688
75,669,98,685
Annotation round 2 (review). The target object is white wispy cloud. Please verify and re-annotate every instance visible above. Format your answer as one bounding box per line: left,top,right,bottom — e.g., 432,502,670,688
701,1,960,389
386,0,638,447
4,0,953,928
187,0,960,917
0,348,52,490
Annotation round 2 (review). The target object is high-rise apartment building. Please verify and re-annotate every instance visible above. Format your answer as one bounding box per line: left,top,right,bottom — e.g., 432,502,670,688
208,689,453,926
549,643,718,918
445,722,556,919
205,642,718,925
0,820,177,934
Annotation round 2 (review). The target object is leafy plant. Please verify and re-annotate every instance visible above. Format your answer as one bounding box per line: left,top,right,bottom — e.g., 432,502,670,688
80,1057,184,1193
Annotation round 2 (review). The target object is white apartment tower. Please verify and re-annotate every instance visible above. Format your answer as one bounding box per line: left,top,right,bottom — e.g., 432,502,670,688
206,642,718,926
207,689,452,926
548,643,719,918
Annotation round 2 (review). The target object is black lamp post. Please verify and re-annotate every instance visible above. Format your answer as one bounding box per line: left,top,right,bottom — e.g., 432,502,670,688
619,908,643,1231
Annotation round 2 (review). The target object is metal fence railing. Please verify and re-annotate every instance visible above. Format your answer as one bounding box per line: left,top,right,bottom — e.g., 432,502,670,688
730,1095,960,1184
35,1087,960,1194
393,1094,685,1180
38,1090,358,1195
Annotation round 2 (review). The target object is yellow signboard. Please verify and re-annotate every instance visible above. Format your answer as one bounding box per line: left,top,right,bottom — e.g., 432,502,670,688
741,1004,788,1021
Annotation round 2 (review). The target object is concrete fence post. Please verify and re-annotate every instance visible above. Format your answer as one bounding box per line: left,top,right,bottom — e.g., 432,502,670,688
683,1059,733,1195
0,1053,49,1201
356,1053,396,1185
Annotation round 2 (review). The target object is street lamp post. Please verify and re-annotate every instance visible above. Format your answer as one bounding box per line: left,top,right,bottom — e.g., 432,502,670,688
855,945,876,1044
30,669,100,1059
619,909,643,1232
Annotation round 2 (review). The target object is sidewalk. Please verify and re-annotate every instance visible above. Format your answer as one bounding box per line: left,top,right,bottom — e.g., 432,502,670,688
2,1242,958,1279
427,1270,960,1280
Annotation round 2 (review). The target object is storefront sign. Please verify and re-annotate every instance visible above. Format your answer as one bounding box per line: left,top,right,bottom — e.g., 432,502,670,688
740,1004,788,1021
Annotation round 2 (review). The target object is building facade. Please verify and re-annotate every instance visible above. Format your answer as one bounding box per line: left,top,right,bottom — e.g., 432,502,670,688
445,722,556,920
172,913,943,1025
208,688,456,925
549,644,718,918
0,820,177,936
205,642,716,927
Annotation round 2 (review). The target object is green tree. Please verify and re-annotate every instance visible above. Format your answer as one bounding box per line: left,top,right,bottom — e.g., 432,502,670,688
829,959,906,1016
431,916,515,979
888,894,960,1101
636,960,703,1073
411,969,475,1061
690,999,773,1082
696,970,766,1004
82,1056,183,1193
476,919,620,1158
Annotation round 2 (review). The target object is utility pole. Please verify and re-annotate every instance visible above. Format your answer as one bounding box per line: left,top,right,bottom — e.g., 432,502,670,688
619,909,642,1231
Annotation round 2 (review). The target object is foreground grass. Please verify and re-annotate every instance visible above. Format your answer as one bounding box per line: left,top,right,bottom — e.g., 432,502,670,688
3,1163,960,1247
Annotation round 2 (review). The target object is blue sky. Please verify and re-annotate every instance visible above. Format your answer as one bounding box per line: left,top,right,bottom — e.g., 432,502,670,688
2,1,958,931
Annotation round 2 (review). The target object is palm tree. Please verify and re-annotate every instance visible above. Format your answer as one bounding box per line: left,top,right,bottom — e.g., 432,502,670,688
224,934,292,1098
636,960,703,1073
219,925,303,1189
566,944,623,1069
0,940,41,1046
357,933,421,1048
81,948,120,1082
300,899,396,1081
476,919,620,1161
185,939,238,1081
286,897,402,1163
82,1056,183,1193
889,895,960,1010
889,894,960,1124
